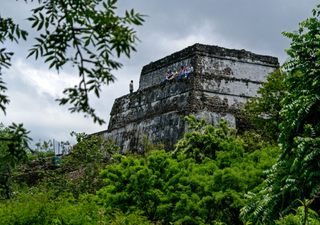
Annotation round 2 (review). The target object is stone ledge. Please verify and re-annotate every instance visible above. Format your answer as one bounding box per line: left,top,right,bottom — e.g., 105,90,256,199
93,43,278,152
111,73,256,117
107,86,249,131
141,43,279,75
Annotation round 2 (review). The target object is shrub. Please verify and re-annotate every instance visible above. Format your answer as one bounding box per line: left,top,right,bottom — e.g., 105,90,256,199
98,142,278,224
0,190,151,224
97,117,278,224
125,134,165,161
172,116,241,163
45,151,55,157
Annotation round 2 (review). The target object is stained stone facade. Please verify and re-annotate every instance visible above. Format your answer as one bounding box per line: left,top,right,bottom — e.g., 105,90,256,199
92,43,279,153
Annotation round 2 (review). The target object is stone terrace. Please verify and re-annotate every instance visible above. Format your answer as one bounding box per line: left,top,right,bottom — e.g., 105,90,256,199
93,43,279,152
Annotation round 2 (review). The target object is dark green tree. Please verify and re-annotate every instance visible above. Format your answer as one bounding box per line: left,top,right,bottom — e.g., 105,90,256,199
241,4,320,224
241,69,288,141
0,123,32,200
0,17,27,114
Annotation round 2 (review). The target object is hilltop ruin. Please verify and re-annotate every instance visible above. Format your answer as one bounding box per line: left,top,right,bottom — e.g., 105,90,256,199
93,43,279,152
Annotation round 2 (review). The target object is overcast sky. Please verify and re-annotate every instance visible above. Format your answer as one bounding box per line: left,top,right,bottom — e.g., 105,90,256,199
1,0,318,148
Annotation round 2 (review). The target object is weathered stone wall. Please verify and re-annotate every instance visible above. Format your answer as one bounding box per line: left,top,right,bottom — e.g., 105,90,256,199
107,79,191,131
139,56,194,90
93,44,279,153
139,43,278,90
94,75,261,153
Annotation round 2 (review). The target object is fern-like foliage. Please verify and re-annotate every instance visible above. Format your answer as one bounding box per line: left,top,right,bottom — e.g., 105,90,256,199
241,4,320,224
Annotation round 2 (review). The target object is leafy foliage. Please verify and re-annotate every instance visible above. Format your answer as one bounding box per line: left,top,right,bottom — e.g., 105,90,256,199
0,123,32,200
38,133,119,197
98,117,278,224
242,70,288,141
124,134,165,162
25,0,144,124
0,17,28,114
274,199,320,225
0,0,145,206
0,116,280,224
0,0,145,124
238,130,271,153
241,4,320,224
0,189,151,225
172,116,239,163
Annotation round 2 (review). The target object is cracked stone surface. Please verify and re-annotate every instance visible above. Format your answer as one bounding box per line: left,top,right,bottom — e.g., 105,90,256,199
92,43,279,153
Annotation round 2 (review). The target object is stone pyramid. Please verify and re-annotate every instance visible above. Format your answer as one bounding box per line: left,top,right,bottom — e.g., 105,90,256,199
92,43,279,152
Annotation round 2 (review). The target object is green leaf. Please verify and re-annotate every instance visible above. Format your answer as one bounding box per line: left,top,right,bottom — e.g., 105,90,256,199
44,56,55,63
94,88,100,98
31,19,39,28
37,21,44,31
84,38,90,47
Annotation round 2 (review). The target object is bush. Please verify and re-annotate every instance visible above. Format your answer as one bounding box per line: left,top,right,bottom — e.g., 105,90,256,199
125,134,165,161
172,116,241,163
98,126,278,225
45,151,55,157
27,154,35,161
96,117,279,224
274,201,320,225
0,189,151,225
35,134,120,198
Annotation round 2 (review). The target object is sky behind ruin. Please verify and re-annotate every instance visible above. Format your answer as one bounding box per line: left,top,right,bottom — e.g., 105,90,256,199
1,0,318,148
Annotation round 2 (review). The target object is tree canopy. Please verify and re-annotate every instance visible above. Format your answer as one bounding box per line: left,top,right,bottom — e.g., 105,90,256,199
241,4,320,224
241,69,288,141
98,117,278,224
0,0,144,200
0,0,145,124
0,123,32,199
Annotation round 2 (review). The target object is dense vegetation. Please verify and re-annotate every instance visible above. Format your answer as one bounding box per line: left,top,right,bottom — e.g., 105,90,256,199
98,118,278,224
240,5,320,224
0,123,31,200
1,1,320,225
0,118,278,224
241,70,288,142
